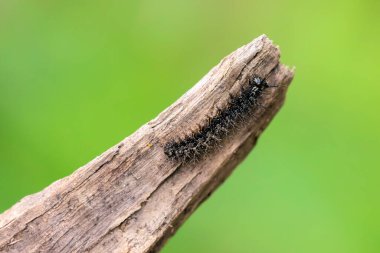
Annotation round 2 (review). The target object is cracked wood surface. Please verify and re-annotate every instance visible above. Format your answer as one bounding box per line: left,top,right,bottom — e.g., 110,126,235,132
0,35,294,253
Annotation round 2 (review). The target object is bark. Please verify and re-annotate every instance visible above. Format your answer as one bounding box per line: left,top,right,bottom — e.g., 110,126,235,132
0,35,294,253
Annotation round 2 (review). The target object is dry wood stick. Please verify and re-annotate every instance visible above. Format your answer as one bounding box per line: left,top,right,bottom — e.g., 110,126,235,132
0,35,294,253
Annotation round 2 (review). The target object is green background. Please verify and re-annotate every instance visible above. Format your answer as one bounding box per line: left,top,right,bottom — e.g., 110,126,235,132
0,0,379,252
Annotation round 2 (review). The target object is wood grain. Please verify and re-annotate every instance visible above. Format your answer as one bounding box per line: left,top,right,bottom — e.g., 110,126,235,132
0,35,294,253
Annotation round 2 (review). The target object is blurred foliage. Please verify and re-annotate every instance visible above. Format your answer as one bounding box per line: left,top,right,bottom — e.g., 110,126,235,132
0,0,379,252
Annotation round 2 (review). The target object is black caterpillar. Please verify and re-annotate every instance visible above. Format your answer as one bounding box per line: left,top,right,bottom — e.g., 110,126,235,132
164,76,272,163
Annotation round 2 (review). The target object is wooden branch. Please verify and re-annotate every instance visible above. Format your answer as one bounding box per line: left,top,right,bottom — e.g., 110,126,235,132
0,35,294,253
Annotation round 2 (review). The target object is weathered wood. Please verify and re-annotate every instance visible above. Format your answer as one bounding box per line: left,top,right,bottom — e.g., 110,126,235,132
0,35,294,253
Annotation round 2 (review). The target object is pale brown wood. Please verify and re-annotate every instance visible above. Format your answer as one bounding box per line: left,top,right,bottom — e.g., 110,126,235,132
0,35,294,253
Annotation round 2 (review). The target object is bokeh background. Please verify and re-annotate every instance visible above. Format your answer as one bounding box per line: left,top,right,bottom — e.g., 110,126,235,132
0,0,379,252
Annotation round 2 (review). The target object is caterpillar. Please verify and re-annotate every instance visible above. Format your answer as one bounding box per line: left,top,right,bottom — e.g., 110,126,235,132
164,76,272,163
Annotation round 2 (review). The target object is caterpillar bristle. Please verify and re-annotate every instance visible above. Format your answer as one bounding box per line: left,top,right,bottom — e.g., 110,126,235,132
164,76,272,163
